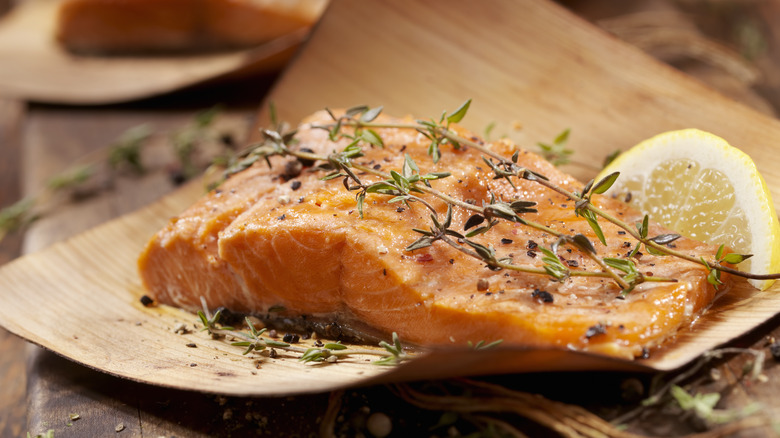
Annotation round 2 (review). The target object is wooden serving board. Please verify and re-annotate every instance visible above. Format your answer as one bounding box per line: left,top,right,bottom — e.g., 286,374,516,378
258,0,780,205
256,0,780,374
2,0,780,416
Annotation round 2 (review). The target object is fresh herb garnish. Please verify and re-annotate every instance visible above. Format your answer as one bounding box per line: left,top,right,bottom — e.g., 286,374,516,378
0,107,241,243
537,128,573,166
197,309,413,365
220,100,776,295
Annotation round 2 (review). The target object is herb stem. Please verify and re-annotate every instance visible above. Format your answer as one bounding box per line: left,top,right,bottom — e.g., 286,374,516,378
438,232,673,284
198,310,413,364
356,119,780,283
246,108,779,292
302,149,632,286
585,250,631,290
338,123,632,288
208,326,408,358
587,203,738,274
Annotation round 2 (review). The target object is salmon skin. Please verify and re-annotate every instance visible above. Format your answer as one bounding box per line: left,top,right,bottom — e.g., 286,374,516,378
139,110,724,359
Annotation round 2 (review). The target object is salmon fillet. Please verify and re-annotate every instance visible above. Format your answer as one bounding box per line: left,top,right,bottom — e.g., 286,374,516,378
139,110,724,359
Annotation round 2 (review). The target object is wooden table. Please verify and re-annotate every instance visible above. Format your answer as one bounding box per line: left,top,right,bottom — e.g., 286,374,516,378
0,78,353,437
3,1,780,437
0,96,26,438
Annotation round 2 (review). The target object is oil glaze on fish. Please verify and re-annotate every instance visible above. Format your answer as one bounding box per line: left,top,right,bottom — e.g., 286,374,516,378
139,111,723,359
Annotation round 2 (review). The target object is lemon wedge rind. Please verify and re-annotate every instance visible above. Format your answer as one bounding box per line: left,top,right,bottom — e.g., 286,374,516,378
598,129,780,290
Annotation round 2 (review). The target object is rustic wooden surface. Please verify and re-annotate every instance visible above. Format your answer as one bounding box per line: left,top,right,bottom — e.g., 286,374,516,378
4,0,780,437
258,1,780,205
14,81,345,437
0,97,27,438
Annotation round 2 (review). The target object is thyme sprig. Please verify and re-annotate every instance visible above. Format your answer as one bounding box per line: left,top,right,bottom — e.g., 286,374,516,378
221,101,778,292
1,106,238,243
309,105,642,288
537,128,573,167
613,347,767,428
317,103,778,289
276,128,645,287
196,309,413,365
321,145,654,287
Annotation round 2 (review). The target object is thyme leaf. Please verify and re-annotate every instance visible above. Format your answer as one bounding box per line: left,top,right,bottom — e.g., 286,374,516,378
360,106,383,123
108,124,151,173
540,247,570,281
537,128,572,167
464,214,485,231
469,339,504,350
649,234,682,245
581,209,607,246
0,197,37,239
446,99,472,124
602,149,621,168
46,165,95,190
722,252,752,265
591,171,620,195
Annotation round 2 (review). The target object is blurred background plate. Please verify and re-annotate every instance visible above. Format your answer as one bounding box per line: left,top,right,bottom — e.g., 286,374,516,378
0,0,313,104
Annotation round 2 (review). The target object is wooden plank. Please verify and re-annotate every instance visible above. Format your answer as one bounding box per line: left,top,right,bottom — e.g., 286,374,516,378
242,0,780,373
19,104,221,438
20,105,183,438
17,99,336,437
0,331,26,437
0,97,27,438
257,0,780,206
25,349,333,437
0,98,24,263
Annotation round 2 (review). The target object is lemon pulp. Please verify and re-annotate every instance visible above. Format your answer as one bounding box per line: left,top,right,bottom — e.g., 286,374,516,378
598,129,779,290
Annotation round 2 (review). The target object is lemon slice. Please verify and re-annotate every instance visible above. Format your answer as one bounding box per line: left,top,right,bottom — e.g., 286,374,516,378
597,129,780,290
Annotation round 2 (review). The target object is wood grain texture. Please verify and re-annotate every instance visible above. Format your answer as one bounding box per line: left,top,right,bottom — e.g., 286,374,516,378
0,97,27,438
16,105,336,437
0,331,26,437
0,98,24,264
257,0,780,208
25,348,333,437
18,106,202,438
9,88,353,437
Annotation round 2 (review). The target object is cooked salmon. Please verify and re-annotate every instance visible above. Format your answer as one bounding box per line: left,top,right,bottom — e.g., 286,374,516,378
138,110,725,359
